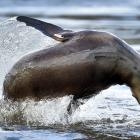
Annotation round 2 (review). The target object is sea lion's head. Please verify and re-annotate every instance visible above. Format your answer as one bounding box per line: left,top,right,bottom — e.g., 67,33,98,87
130,74,140,104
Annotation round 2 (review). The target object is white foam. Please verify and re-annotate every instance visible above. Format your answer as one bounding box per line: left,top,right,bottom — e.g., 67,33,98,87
0,85,139,127
0,17,57,90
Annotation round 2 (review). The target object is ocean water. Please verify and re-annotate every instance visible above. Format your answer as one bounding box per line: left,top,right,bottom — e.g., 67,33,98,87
1,0,140,139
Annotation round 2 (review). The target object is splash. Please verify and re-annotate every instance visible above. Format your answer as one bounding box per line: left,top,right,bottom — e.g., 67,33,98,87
0,17,57,87
0,85,139,128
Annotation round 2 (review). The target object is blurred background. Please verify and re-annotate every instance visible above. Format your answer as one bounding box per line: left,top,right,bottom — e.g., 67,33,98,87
0,0,140,45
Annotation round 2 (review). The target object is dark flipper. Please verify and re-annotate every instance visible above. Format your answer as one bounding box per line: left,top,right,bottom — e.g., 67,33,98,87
67,89,96,115
16,16,74,42
67,97,84,115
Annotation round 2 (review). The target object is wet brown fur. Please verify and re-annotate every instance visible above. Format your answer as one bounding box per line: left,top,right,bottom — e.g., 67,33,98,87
3,30,140,105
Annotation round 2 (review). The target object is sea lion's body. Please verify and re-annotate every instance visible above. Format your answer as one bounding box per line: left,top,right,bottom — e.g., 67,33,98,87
3,16,140,111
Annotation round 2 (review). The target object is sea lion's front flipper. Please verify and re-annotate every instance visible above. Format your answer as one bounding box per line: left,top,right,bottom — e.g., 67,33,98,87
16,16,73,42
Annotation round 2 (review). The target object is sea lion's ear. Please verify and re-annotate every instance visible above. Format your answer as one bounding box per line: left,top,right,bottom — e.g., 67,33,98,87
54,32,75,42
16,16,73,42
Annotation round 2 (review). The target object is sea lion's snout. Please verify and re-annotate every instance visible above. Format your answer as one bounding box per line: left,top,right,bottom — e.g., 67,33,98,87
132,92,140,105
133,95,140,104
130,76,140,104
132,90,140,105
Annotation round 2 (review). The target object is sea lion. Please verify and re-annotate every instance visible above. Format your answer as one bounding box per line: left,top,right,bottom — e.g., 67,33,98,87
3,16,140,113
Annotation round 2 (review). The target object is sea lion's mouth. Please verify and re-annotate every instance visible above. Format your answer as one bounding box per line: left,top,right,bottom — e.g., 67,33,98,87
129,75,140,105
132,95,140,104
131,86,140,104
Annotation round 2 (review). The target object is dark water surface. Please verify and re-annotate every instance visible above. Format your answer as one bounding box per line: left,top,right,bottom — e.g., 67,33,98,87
1,0,140,139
